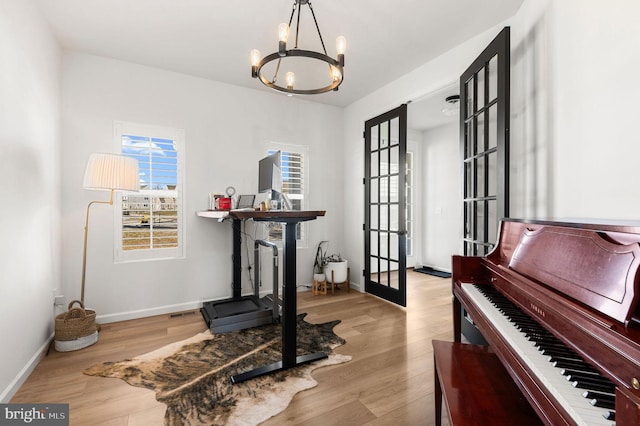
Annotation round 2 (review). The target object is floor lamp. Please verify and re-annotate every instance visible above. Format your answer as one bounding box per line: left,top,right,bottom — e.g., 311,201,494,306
81,153,139,305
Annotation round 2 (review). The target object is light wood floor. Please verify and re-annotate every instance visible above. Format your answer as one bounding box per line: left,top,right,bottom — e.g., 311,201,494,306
12,270,454,425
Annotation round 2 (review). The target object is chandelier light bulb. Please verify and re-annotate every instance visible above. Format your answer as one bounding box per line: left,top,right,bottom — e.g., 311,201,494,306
278,23,289,56
250,49,261,77
278,23,290,42
330,65,341,82
285,72,295,89
336,36,347,55
336,35,346,67
250,49,261,67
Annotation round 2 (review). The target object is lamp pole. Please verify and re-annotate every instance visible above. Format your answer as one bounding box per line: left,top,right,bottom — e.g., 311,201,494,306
80,189,114,305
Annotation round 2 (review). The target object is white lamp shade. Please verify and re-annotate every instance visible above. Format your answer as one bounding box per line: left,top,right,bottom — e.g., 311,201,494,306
83,153,139,192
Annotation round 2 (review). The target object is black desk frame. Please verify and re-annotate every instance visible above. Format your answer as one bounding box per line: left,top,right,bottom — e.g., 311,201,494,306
215,211,327,384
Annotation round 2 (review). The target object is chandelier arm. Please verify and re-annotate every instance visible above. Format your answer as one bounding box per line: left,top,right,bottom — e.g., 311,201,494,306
295,1,302,48
271,58,282,84
307,2,328,55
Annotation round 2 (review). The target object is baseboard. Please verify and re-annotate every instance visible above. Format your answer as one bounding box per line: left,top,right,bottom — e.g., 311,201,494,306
96,300,205,324
1,333,54,403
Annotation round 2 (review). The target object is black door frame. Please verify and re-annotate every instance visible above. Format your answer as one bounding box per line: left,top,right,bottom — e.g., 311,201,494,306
364,104,408,307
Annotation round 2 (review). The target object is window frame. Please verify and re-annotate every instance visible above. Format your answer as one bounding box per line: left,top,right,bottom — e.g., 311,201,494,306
113,121,185,263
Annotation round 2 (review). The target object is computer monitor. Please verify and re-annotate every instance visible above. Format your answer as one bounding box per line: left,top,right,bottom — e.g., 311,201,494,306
258,150,282,195
258,151,291,210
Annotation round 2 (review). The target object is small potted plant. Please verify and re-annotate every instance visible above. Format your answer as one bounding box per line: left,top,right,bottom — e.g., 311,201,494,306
323,252,348,284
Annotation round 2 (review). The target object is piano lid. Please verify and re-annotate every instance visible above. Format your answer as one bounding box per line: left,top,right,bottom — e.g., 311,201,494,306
505,221,640,325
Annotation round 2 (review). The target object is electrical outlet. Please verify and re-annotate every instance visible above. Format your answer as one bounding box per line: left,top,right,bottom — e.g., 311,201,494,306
54,295,65,307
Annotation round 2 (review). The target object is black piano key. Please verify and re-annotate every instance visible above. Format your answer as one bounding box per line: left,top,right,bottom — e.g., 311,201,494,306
547,353,584,363
586,391,616,409
567,374,615,388
603,411,616,421
552,358,601,374
566,371,608,383
591,398,615,410
563,368,602,379
571,379,616,394
582,390,616,401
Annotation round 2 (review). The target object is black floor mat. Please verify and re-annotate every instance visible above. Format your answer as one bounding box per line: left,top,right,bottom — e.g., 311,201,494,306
414,266,452,278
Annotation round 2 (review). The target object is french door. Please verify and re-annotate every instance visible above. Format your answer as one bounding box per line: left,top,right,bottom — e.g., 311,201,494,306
459,27,510,345
364,104,407,307
461,27,510,256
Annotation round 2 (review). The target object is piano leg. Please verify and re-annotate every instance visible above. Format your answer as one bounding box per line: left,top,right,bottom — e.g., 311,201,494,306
453,296,461,343
434,351,443,426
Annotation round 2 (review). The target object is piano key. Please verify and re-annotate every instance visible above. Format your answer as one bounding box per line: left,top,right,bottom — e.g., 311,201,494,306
589,395,616,410
461,283,614,426
582,390,615,401
571,379,616,394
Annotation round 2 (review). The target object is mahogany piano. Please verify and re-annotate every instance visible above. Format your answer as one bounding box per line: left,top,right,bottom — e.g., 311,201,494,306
452,219,640,426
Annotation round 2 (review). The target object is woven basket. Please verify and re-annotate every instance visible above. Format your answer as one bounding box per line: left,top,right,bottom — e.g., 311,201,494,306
55,300,97,342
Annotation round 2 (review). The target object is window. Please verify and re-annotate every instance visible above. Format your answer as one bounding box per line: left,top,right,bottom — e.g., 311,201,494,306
265,144,307,243
114,121,184,262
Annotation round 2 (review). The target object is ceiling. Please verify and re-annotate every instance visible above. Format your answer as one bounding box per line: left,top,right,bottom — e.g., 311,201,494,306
34,0,522,108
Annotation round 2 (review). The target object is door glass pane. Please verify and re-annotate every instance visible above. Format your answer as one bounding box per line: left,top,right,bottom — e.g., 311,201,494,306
465,202,473,238
370,257,379,274
465,162,473,198
380,122,389,148
466,78,474,119
390,234,399,260
476,156,485,197
390,204,399,231
476,201,486,242
380,150,389,175
389,262,399,289
371,125,379,151
488,200,497,246
488,55,498,103
466,121,474,158
370,205,378,229
380,206,389,231
371,151,379,177
488,103,498,150
390,117,399,147
390,146,399,175
477,68,485,109
380,177,388,202
390,175,399,203
371,177,379,203
488,152,497,197
476,112,485,153
370,231,379,256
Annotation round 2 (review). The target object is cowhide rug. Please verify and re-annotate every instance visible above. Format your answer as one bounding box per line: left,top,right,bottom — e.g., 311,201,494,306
84,314,350,425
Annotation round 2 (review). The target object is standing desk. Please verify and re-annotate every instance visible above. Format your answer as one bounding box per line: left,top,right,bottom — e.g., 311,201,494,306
197,210,327,383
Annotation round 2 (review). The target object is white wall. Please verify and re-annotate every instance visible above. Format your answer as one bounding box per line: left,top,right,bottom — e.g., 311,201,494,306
510,0,640,220
421,123,460,271
0,0,61,401
60,52,344,322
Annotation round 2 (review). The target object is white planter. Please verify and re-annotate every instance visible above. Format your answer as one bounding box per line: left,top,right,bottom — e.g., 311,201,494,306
324,260,348,283
313,273,326,282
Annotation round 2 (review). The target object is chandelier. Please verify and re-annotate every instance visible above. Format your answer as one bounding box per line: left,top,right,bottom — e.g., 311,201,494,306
250,0,346,95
